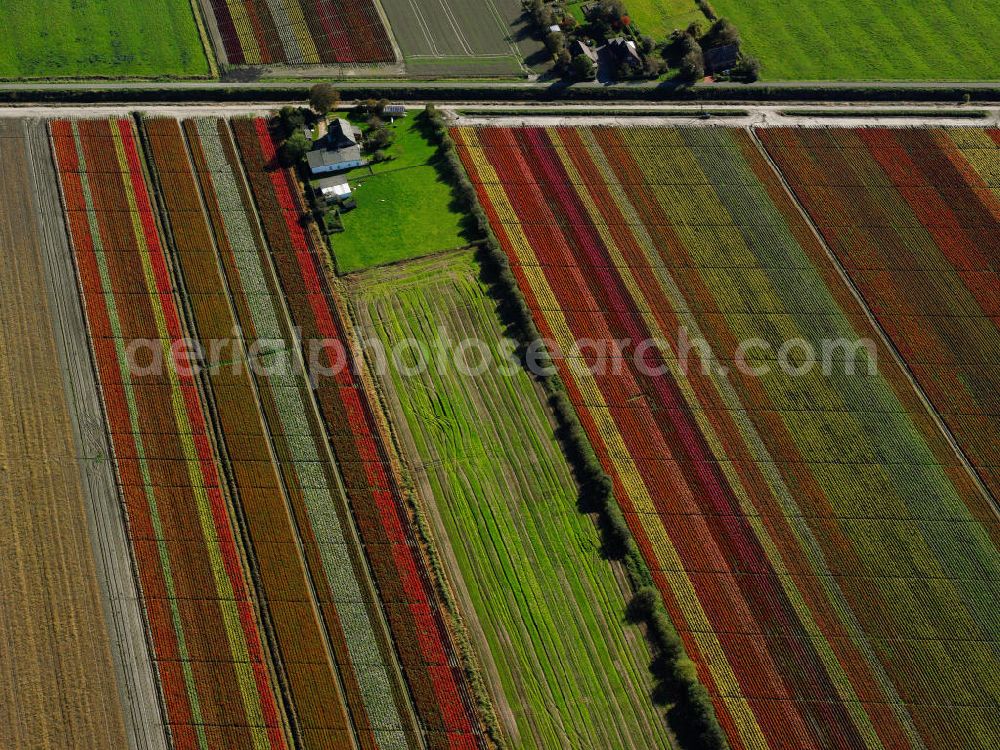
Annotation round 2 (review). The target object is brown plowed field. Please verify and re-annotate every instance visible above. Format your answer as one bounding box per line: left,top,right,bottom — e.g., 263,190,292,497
0,119,127,749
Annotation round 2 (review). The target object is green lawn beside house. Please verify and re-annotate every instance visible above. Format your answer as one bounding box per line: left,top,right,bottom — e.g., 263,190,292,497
323,113,470,274
626,0,706,39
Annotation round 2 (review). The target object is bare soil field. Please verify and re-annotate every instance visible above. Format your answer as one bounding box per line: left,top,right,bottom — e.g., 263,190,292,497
0,119,128,750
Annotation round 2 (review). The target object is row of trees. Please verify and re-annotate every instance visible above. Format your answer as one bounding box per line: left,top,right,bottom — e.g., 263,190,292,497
423,101,729,750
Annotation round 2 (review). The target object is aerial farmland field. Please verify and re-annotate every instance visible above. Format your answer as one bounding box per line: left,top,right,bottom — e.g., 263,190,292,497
378,0,537,76
5,83,1000,750
350,251,672,749
0,119,130,749
232,116,489,748
711,0,1000,80
0,0,210,78
762,127,1000,500
198,0,396,65
455,124,1000,749
53,117,291,747
143,116,393,750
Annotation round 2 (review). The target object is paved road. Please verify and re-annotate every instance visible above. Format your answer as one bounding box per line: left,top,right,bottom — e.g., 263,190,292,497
451,103,1000,128
0,79,998,90
1,102,995,130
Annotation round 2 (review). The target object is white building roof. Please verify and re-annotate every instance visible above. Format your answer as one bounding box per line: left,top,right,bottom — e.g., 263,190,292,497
321,182,352,198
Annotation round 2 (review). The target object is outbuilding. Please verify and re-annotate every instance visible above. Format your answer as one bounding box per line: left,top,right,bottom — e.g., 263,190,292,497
319,179,353,201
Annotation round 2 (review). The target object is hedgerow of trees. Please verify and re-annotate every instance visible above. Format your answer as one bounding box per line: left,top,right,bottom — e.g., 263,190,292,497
522,0,759,83
423,103,729,750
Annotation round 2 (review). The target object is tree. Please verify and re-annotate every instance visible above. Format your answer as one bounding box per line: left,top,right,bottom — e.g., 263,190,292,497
733,55,761,82
703,17,740,48
685,21,702,39
523,0,543,16
277,106,306,139
570,53,596,80
679,48,705,81
367,126,395,151
545,30,566,57
638,34,655,54
665,30,701,66
309,83,340,116
642,55,668,79
613,60,635,81
596,0,625,19
279,131,311,166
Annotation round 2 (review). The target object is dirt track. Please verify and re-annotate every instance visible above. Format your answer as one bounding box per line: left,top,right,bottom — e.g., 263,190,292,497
0,119,128,749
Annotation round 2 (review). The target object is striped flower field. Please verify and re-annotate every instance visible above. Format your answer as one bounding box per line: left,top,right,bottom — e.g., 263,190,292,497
232,117,485,750
183,116,417,750
51,118,287,749
142,116,366,750
206,0,395,65
454,125,1000,750
760,127,1000,501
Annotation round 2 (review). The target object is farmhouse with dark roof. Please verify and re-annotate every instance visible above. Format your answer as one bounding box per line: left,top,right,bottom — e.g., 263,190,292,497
705,43,739,74
308,118,365,176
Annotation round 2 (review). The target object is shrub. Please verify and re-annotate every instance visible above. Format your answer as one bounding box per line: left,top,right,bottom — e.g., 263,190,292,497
279,131,311,166
733,55,761,82
366,125,395,151
680,49,706,81
695,0,717,20
702,17,740,49
570,53,596,80
276,105,306,139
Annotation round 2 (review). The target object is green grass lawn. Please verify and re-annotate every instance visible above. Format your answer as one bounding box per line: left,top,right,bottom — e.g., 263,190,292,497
712,0,1000,80
0,0,210,79
323,113,468,274
627,0,706,39
351,252,671,750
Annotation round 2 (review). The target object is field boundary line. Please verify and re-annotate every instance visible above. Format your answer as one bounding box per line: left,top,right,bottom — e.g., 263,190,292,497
28,118,170,750
747,125,1000,523
193,0,230,68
